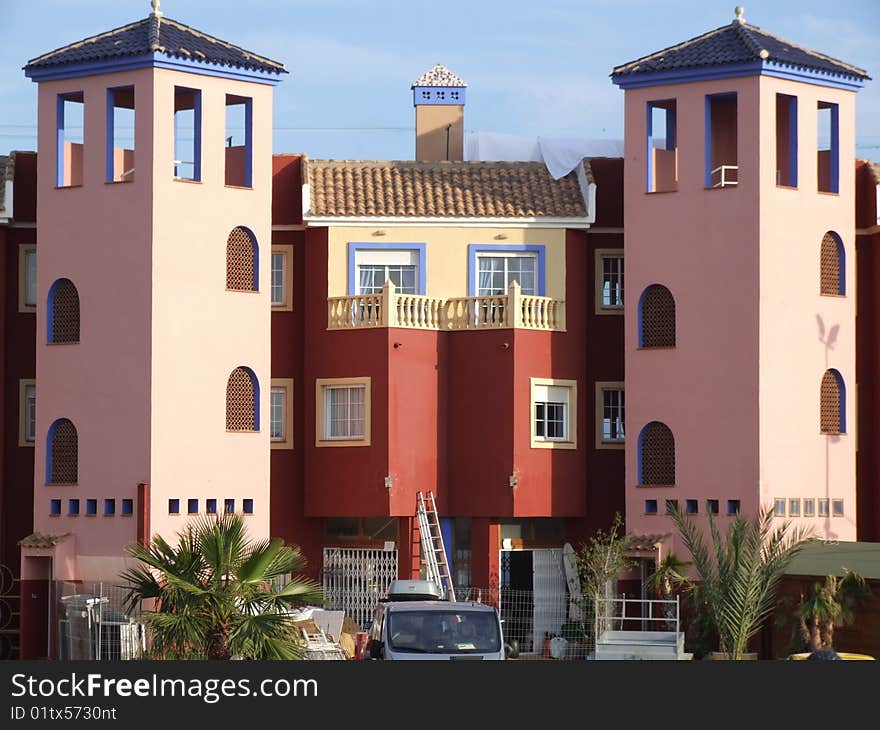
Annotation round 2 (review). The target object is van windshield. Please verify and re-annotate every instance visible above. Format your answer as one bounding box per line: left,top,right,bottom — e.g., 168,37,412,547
388,610,501,654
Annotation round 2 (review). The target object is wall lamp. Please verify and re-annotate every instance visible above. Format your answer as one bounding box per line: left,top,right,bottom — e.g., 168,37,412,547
509,474,518,487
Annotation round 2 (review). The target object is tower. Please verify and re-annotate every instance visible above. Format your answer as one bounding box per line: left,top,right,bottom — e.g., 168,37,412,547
611,8,869,551
412,64,467,161
19,0,286,649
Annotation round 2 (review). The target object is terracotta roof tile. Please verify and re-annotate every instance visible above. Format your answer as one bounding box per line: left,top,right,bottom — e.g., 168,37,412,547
305,159,591,219
25,14,285,75
624,533,670,552
412,64,467,88
19,532,72,548
612,17,869,82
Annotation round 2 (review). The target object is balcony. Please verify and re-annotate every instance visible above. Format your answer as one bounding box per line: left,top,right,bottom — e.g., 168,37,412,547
328,281,566,332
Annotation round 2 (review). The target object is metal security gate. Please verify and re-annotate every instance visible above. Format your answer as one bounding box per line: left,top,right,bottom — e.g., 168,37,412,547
322,547,398,630
0,565,20,659
500,549,567,654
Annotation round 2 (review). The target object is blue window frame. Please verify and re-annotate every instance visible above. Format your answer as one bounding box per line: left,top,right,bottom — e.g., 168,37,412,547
68,499,80,516
817,102,839,193
106,86,135,183
206,499,217,515
224,499,235,514
56,91,84,188
776,94,798,187
646,99,677,192
104,499,115,516
347,242,427,295
86,499,97,515
188,498,199,515
169,499,180,514
685,499,698,514
121,499,133,516
644,499,658,515
47,278,80,344
727,500,741,515
705,92,738,188
706,499,719,515
50,499,62,516
468,244,546,297
225,94,253,187
243,499,254,515
174,86,202,181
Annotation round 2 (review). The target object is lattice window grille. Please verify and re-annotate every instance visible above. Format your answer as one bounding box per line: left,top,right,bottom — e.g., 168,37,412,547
226,367,257,431
640,421,675,485
226,227,256,292
820,233,842,295
640,285,675,347
52,279,80,343
820,370,841,434
50,419,78,484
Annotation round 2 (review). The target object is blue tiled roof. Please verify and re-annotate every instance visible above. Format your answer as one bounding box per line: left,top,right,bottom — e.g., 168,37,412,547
24,14,286,75
612,19,869,82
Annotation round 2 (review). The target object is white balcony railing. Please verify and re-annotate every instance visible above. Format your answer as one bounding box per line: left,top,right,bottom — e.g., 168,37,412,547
710,164,738,188
327,281,566,332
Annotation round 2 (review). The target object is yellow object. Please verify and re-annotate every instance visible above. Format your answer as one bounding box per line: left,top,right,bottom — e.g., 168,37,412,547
787,652,875,660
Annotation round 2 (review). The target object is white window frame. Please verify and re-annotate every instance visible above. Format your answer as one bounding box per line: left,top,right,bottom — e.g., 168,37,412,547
595,249,624,315
355,250,419,295
271,245,293,310
270,378,293,449
774,498,786,517
19,245,37,313
803,498,815,517
530,377,577,450
476,252,538,296
595,382,624,449
788,498,800,517
315,377,371,447
832,499,844,517
19,379,35,447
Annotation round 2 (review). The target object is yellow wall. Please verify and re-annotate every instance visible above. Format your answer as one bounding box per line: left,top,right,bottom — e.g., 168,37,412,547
327,226,567,299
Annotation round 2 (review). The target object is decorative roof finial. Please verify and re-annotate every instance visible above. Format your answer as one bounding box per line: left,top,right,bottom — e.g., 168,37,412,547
151,0,163,17
734,6,745,24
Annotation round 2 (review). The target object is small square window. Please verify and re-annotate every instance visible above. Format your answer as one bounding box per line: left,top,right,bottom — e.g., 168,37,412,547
206,499,217,514
774,498,786,517
187,498,199,514
104,499,115,516
121,499,133,516
50,499,62,516
86,499,97,516
19,246,37,313
727,500,741,515
68,499,80,516
271,379,294,449
243,499,254,515
818,499,829,517
665,499,678,515
685,499,698,514
832,499,844,517
271,246,293,310
224,499,235,514
596,383,625,449
803,499,815,517
596,251,624,313
169,499,180,514
706,499,719,515
645,499,658,514
789,499,801,517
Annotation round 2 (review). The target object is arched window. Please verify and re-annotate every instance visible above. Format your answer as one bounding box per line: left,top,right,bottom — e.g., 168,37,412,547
47,418,78,484
638,421,675,485
47,278,80,344
820,369,845,434
820,231,844,296
226,226,258,292
638,284,675,348
226,366,259,431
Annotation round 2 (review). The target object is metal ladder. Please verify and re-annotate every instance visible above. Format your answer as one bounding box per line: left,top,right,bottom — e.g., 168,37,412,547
416,491,456,602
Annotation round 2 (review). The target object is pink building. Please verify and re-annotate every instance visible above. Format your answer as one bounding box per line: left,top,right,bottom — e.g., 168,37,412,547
612,8,869,559
18,2,285,658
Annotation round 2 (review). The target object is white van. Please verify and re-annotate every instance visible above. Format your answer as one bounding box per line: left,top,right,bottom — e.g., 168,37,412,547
367,581,515,661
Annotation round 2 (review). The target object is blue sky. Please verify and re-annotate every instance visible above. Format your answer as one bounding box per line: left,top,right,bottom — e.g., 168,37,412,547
1,0,877,160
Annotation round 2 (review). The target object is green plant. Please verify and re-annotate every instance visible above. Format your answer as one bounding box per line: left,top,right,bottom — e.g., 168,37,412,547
670,505,813,660
797,569,871,650
121,513,323,660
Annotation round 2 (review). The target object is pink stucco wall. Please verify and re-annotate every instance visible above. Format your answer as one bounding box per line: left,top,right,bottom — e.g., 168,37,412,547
31,66,275,580
624,72,859,551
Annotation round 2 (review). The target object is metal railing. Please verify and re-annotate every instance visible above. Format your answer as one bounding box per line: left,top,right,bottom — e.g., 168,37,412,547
593,595,680,638
710,164,739,188
56,582,146,661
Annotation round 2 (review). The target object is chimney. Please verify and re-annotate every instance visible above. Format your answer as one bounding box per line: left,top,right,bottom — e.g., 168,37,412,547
411,64,467,162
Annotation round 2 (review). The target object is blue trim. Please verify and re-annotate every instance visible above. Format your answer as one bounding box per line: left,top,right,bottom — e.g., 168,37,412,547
105,88,114,183
68,499,80,516
645,103,653,193
829,103,840,194
244,97,253,188
104,499,115,515
121,499,133,516
636,424,646,483
188,498,199,514
243,499,254,515
47,278,78,344
26,53,284,86
56,94,65,187
86,499,98,515
169,499,180,514
347,242,427,295
704,95,713,189
50,499,62,516
440,518,454,573
467,244,546,297
828,369,847,433
786,94,798,187
646,100,676,192
225,499,235,514
826,231,845,295
412,86,466,106
174,87,202,181
644,500,658,515
612,61,865,91
233,366,261,430
206,499,217,515
727,500,741,515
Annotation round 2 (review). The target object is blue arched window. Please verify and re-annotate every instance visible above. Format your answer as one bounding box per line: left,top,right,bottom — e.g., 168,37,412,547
820,369,845,434
226,226,259,292
47,278,80,343
638,421,675,485
820,231,845,296
226,366,260,431
638,284,675,348
46,417,78,484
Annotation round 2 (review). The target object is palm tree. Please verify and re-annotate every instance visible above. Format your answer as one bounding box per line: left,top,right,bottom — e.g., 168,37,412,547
797,569,871,650
646,553,692,631
670,505,813,660
121,513,323,660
